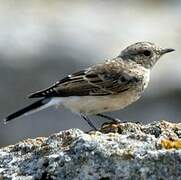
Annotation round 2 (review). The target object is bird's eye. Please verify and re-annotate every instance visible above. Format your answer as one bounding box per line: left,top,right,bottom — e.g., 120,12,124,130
143,50,151,56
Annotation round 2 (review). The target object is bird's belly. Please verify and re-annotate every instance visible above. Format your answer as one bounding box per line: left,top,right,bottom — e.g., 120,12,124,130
60,90,141,115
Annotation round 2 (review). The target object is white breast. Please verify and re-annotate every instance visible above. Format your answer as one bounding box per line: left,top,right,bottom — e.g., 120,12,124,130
59,90,140,115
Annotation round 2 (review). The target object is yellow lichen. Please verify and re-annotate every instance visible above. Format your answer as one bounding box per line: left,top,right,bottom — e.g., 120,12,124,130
160,138,181,149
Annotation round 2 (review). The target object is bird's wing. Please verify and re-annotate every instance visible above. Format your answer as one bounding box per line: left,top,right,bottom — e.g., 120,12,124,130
28,60,142,98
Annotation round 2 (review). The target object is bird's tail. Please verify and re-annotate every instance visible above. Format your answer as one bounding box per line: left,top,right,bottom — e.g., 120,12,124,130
4,98,54,124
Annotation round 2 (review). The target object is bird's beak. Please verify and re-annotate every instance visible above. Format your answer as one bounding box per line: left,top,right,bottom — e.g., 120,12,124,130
160,48,175,55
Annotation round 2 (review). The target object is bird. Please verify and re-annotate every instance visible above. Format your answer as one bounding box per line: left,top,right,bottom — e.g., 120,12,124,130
4,42,175,130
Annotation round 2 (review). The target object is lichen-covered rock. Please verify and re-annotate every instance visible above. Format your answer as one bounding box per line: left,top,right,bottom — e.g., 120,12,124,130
0,120,181,180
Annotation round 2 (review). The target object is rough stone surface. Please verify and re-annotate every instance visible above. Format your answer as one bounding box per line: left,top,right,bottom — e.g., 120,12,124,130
0,120,181,180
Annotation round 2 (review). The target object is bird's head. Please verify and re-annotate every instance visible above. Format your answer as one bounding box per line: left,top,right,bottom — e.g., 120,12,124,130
119,42,175,69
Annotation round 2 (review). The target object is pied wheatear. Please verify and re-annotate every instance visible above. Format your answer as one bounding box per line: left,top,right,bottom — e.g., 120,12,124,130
4,42,174,129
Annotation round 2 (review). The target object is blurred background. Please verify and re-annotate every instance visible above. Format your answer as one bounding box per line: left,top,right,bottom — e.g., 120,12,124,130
0,0,181,147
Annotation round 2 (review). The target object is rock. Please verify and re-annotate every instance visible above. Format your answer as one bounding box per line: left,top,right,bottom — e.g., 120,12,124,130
0,120,181,180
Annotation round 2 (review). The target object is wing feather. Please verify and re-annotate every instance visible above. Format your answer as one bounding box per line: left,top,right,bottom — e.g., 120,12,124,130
28,60,142,98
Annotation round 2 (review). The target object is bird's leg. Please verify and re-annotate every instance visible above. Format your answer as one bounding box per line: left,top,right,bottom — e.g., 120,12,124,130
96,113,121,123
81,114,97,130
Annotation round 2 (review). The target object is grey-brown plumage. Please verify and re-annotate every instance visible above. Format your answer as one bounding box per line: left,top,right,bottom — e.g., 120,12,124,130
4,42,175,129
28,59,142,98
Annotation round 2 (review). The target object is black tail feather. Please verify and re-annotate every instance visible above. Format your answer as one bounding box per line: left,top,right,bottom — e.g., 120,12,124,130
4,98,51,123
